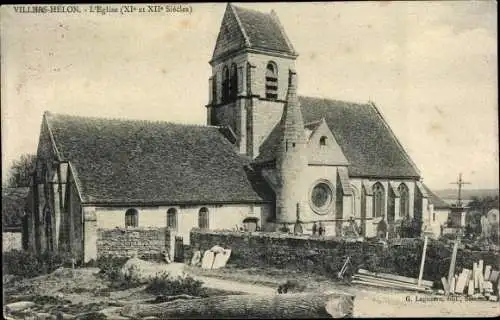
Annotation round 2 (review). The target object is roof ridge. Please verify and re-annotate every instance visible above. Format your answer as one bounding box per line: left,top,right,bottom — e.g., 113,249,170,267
46,112,213,129
229,3,251,47
298,95,371,106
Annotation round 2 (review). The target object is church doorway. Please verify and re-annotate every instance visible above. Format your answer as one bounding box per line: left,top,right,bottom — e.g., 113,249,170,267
243,217,259,232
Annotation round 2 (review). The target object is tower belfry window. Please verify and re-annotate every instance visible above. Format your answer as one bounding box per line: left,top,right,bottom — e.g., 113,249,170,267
265,62,278,100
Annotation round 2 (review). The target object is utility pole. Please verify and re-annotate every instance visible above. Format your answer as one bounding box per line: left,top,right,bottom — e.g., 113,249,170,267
450,173,471,208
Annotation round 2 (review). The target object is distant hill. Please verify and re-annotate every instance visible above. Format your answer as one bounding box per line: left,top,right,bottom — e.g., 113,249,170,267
433,188,499,201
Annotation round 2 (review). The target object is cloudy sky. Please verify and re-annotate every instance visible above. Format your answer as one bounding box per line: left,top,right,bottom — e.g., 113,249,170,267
1,2,497,190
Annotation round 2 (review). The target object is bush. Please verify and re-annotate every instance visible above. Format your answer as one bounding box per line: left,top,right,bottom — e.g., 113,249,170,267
2,250,73,278
145,272,205,297
94,256,140,289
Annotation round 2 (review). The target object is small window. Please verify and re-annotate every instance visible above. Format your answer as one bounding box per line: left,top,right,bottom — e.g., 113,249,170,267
125,208,139,227
167,208,178,230
265,62,278,100
433,211,436,222
320,136,327,146
198,207,209,229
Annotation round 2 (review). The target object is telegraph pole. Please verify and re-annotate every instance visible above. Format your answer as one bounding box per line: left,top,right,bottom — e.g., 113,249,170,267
450,173,471,208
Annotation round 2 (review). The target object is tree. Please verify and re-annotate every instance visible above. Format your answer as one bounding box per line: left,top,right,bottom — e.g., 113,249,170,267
5,154,36,188
465,195,500,240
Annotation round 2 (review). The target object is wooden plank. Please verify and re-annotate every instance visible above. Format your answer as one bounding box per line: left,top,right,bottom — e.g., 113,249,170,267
478,272,484,293
468,280,474,296
488,270,499,283
357,269,433,287
449,276,456,294
455,269,469,294
418,236,428,287
484,265,492,281
352,279,428,292
475,266,481,289
447,240,459,286
473,262,478,289
478,260,484,277
354,275,432,289
441,277,449,294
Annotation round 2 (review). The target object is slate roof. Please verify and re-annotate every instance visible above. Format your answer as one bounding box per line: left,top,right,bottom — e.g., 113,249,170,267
255,96,421,178
45,113,272,204
423,184,451,209
231,5,295,55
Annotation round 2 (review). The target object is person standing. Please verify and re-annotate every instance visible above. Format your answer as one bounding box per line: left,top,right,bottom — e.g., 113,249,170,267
318,222,324,236
312,222,318,235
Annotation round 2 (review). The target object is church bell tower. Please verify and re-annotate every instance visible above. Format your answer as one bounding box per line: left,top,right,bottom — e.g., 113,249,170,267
206,4,298,158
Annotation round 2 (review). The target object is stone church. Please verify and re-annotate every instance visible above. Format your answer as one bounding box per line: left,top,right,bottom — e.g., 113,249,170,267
25,4,446,262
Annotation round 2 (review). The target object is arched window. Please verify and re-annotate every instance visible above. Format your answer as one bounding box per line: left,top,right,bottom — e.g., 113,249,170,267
212,74,217,104
320,136,327,146
350,184,358,217
398,183,410,218
125,208,139,228
167,208,177,230
372,183,385,218
230,63,238,100
265,62,278,100
222,66,230,103
198,207,209,229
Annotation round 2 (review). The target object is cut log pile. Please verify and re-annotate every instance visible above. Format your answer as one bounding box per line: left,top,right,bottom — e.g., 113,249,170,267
352,269,433,292
441,259,500,302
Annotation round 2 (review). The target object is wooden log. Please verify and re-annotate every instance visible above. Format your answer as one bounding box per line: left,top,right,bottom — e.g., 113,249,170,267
357,269,433,287
353,275,431,290
441,277,449,294
484,265,492,281
447,240,459,287
120,292,355,319
418,236,428,288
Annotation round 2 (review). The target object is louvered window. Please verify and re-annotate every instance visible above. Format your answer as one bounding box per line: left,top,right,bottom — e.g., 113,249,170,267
265,62,278,99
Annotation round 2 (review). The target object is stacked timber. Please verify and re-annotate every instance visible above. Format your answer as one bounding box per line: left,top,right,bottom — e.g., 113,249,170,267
352,269,433,292
441,259,500,302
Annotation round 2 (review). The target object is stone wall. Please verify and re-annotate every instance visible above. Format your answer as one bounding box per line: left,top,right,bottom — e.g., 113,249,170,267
190,230,500,283
97,227,170,260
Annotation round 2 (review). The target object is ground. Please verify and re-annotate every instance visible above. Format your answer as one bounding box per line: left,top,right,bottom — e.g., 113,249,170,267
3,263,499,318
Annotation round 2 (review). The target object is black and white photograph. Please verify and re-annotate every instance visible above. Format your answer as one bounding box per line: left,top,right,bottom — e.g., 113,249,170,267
1,2,498,318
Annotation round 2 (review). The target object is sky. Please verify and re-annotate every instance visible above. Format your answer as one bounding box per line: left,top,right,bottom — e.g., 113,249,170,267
1,2,498,190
